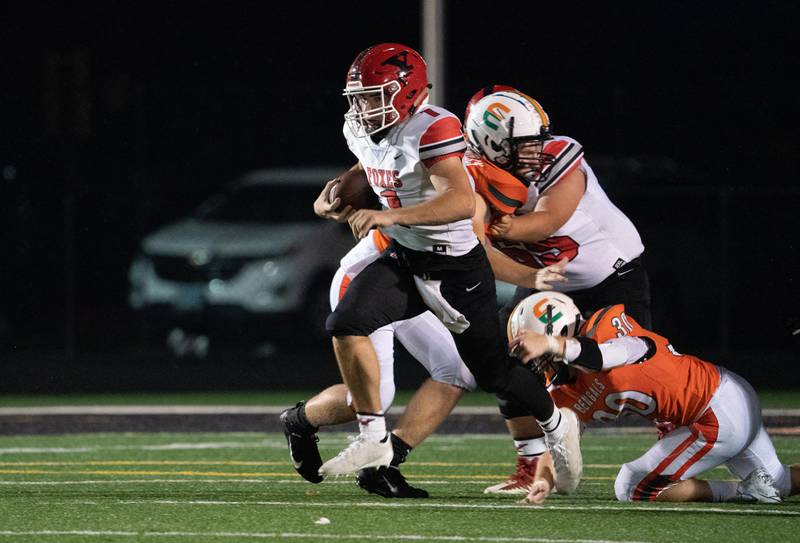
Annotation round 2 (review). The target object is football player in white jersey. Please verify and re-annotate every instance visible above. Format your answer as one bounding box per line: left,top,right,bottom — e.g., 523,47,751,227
311,43,581,492
280,226,567,498
463,89,653,495
280,232,476,498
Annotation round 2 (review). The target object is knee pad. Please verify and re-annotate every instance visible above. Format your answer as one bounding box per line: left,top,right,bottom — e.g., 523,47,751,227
614,464,636,502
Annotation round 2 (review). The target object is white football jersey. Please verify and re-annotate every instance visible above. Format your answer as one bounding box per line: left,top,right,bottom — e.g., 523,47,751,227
343,105,478,256
492,135,644,291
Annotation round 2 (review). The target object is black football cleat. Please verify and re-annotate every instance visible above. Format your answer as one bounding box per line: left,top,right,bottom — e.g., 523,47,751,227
356,466,429,498
279,403,323,484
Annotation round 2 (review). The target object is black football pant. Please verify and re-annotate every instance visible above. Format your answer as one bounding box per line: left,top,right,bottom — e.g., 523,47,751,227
327,241,555,421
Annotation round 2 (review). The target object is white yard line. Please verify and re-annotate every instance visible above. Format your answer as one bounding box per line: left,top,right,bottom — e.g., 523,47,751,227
0,478,514,486
48,499,799,517
0,530,648,543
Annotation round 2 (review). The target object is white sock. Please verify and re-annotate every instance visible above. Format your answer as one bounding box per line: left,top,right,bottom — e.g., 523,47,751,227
538,408,563,434
514,437,547,457
708,481,738,502
357,413,388,443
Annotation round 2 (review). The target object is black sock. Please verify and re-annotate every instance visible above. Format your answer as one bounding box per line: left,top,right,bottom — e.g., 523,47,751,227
390,433,412,467
287,401,317,433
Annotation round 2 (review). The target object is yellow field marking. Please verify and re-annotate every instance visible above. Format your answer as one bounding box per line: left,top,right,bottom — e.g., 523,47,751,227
0,460,284,467
0,469,296,477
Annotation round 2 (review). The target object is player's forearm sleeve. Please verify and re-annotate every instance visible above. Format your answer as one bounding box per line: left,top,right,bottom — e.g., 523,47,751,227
597,336,651,369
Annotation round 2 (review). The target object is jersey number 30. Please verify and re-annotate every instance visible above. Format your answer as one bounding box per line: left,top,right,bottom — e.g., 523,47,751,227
592,391,656,422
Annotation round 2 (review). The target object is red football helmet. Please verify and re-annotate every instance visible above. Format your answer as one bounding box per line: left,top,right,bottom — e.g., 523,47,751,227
343,43,430,137
464,84,518,126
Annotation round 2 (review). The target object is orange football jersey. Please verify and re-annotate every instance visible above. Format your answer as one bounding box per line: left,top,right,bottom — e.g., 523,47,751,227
464,150,529,215
550,305,721,427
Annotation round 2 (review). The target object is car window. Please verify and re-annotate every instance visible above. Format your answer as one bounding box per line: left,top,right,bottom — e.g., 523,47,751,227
196,184,321,223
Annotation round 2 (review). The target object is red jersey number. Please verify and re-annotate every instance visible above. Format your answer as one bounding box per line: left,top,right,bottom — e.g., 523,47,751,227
495,235,579,268
380,189,402,209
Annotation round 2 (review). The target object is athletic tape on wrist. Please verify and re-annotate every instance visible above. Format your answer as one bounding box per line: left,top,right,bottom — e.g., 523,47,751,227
546,335,561,358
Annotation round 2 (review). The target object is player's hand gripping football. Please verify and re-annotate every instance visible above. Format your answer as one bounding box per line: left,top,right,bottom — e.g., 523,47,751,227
531,256,568,290
314,178,354,223
347,209,396,240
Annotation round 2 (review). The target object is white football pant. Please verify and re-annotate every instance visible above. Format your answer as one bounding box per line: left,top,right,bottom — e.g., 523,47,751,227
615,368,792,501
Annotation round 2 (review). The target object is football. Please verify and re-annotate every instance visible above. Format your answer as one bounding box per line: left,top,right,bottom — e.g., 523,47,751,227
329,168,379,211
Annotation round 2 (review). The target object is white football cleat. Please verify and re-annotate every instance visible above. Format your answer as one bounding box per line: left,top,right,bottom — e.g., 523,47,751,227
544,407,582,494
737,468,782,503
319,434,393,477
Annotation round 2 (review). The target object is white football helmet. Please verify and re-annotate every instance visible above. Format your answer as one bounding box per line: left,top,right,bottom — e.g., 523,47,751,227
507,291,583,341
465,91,554,183
507,291,583,387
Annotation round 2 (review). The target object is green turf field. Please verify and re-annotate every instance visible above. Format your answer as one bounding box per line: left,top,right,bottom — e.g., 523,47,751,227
2,389,799,408
0,431,797,542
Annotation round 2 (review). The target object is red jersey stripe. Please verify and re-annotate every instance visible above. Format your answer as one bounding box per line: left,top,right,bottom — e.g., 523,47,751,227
420,116,463,147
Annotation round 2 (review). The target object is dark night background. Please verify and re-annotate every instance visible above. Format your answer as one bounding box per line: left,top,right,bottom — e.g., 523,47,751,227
1,1,798,393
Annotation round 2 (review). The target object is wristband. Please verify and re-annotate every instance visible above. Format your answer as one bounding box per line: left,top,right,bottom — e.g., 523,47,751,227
546,335,563,360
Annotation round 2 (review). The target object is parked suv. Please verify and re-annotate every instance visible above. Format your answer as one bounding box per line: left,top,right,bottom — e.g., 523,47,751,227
128,166,353,354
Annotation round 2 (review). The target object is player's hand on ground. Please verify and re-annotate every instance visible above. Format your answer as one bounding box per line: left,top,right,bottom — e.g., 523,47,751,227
532,257,568,290
518,479,552,505
509,330,551,364
488,213,514,238
314,178,354,222
348,209,395,239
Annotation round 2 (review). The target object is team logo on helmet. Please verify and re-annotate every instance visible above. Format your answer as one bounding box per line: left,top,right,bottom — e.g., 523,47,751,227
482,102,511,130
381,51,412,74
532,297,563,325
